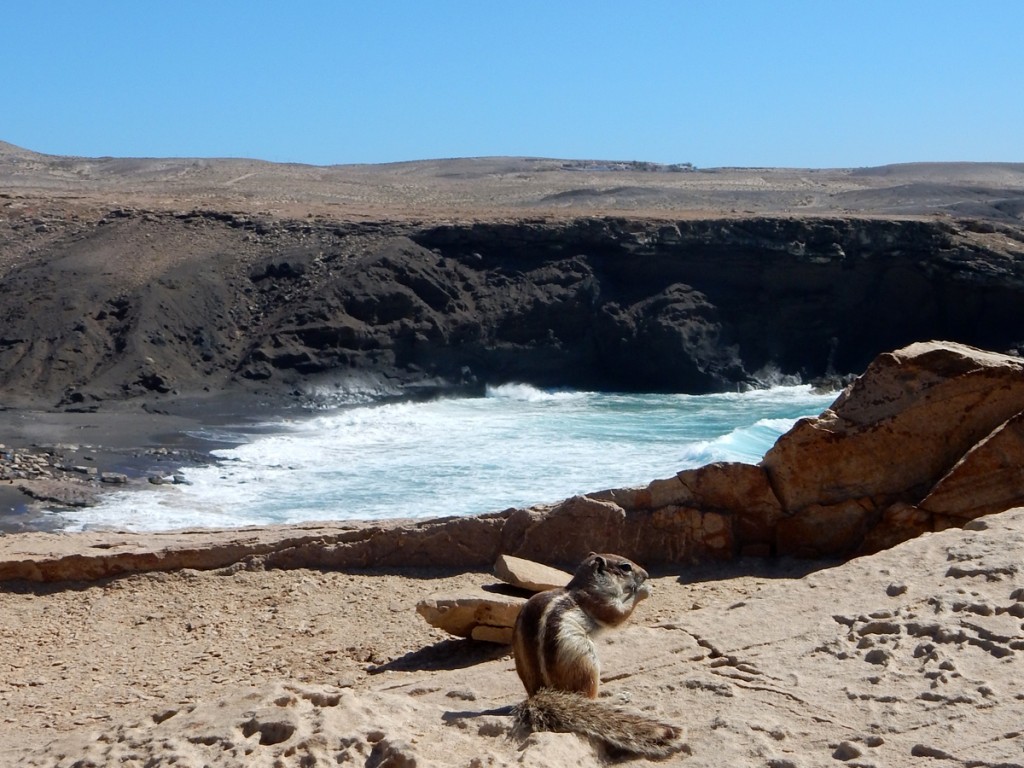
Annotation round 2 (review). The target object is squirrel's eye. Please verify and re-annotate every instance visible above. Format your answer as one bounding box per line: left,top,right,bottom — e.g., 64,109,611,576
620,563,632,572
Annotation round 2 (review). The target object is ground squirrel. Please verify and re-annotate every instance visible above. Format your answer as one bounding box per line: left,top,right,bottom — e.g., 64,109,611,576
511,552,686,760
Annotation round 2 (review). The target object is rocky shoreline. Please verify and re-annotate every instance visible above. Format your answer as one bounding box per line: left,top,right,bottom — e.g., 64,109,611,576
0,441,203,532
0,395,274,531
4,340,1023,584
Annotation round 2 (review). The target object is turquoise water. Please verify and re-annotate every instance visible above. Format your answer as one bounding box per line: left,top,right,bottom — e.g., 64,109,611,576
58,384,837,531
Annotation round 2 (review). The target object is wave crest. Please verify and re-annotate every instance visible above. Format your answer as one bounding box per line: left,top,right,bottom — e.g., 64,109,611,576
485,383,582,402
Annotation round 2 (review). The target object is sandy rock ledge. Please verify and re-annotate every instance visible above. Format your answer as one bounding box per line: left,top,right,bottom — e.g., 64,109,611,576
8,507,1024,767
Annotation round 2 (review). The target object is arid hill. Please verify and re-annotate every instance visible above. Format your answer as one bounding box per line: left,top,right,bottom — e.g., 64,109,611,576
3,140,1024,220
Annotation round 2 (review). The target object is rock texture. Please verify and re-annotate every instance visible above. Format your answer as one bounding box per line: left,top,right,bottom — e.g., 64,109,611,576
2,200,1024,406
493,553,572,592
3,341,1024,581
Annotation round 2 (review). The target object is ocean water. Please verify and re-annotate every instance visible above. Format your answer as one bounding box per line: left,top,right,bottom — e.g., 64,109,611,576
57,384,837,532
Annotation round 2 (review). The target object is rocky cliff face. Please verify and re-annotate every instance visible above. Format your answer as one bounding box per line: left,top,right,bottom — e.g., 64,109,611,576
408,217,1024,389
1,206,1023,404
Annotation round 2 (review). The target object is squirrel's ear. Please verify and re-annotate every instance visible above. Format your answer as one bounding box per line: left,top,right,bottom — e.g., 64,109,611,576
591,554,606,572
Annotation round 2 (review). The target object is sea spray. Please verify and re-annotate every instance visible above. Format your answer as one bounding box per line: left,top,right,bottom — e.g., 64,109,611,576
55,385,837,532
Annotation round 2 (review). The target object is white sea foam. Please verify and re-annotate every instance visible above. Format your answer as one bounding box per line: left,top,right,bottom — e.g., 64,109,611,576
56,385,838,532
484,383,582,402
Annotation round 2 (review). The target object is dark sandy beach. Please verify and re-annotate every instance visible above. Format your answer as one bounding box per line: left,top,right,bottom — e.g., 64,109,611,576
0,392,306,531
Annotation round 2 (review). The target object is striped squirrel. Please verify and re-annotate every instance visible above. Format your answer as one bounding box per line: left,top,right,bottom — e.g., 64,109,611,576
511,552,686,759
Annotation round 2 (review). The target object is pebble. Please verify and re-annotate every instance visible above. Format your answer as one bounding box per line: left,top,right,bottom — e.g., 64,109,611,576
833,741,862,760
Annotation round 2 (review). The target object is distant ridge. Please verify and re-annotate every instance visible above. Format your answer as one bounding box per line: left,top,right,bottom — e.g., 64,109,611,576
2,138,1019,174
2,139,1022,220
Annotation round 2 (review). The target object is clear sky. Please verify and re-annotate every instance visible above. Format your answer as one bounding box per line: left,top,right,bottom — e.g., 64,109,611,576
4,1,1021,168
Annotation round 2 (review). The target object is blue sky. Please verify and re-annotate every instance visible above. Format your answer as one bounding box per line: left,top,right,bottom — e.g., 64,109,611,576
4,2,1021,168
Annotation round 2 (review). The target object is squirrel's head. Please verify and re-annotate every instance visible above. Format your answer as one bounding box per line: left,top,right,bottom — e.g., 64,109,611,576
570,552,651,621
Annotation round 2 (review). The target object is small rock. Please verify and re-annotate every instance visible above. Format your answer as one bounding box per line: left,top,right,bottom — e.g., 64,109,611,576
494,554,571,593
416,592,525,639
911,744,954,759
471,625,514,645
864,649,891,665
833,741,862,760
100,472,128,484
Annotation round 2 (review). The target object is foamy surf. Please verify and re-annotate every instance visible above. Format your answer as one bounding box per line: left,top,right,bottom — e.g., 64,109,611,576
55,385,837,532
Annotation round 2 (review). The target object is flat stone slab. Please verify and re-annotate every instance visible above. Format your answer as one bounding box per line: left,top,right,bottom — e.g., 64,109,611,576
493,553,571,593
416,590,526,642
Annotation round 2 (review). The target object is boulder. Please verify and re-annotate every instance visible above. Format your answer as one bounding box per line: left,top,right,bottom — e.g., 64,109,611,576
500,496,627,565
762,341,1024,514
493,554,570,593
919,411,1024,521
676,462,782,550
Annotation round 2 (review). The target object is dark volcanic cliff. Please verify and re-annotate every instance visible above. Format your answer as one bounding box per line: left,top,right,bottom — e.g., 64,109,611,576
1,205,1023,406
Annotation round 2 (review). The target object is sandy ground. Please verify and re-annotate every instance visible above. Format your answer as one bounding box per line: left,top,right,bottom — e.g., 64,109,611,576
0,559,807,759
3,508,1023,767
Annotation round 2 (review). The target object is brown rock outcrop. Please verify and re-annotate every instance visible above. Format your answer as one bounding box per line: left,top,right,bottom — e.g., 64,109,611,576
762,341,1024,555
763,342,1024,512
918,410,1024,521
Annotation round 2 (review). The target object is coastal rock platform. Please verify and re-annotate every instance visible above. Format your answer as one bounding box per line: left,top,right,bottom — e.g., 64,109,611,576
4,508,1022,766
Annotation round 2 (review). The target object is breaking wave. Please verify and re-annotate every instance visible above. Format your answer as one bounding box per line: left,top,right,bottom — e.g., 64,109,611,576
56,385,837,532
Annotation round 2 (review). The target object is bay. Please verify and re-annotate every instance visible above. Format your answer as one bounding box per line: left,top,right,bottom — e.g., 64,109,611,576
58,384,837,532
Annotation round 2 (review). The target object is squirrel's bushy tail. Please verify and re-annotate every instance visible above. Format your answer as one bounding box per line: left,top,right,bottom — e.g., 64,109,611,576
512,688,688,760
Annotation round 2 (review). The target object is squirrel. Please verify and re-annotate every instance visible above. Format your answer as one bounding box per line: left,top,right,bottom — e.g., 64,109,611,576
510,552,687,760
